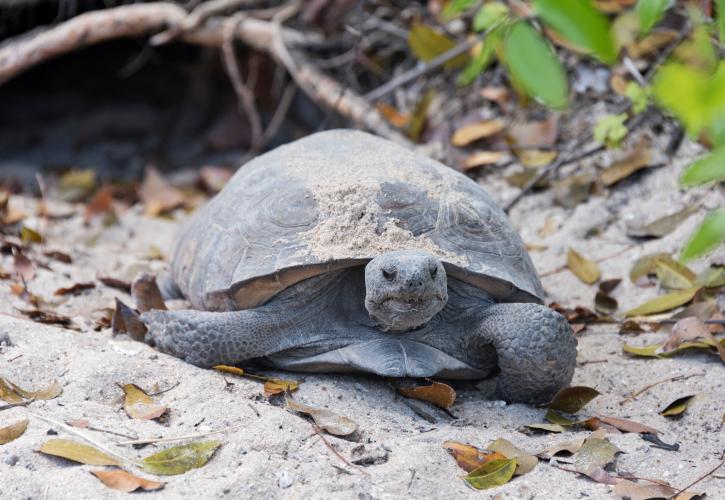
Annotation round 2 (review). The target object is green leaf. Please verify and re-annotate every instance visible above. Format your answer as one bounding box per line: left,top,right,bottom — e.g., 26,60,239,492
625,82,650,114
458,41,495,86
38,439,120,466
636,0,671,35
533,0,617,64
624,287,699,316
473,2,509,32
142,441,221,476
718,0,725,41
593,114,628,148
443,0,478,19
547,386,600,414
680,146,725,186
681,208,725,262
465,457,517,490
623,342,663,357
504,21,568,109
408,22,468,69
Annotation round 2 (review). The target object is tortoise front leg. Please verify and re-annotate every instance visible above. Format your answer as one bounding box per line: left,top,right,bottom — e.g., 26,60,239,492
141,309,300,368
472,303,577,403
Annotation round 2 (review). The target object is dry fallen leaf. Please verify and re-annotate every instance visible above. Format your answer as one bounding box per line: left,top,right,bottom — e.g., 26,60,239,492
121,384,168,420
131,273,166,313
91,469,165,493
626,205,700,238
443,441,506,472
84,186,116,225
537,435,587,459
141,441,221,476
547,386,601,414
54,282,95,296
12,251,35,281
573,435,621,484
486,438,537,475
0,377,62,403
285,397,358,436
57,169,96,202
629,252,670,286
112,299,147,341
599,140,653,187
665,317,725,361
624,288,700,317
583,415,658,435
660,395,697,417
463,151,509,170
38,439,120,466
654,258,697,290
199,166,233,193
395,379,456,408
451,119,506,146
627,29,679,58
567,248,601,285
138,166,186,217
613,479,703,500
464,457,517,490
213,365,299,396
0,418,29,445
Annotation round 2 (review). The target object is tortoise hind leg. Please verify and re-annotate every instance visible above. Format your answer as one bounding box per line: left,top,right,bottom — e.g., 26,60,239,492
141,308,300,368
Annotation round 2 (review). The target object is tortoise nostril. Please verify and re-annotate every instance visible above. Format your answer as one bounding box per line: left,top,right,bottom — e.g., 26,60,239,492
382,269,396,281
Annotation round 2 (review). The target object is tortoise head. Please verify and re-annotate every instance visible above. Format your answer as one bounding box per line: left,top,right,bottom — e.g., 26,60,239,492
364,250,448,331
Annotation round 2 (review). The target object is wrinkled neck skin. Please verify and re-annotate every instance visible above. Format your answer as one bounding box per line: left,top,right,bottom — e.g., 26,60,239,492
364,250,448,332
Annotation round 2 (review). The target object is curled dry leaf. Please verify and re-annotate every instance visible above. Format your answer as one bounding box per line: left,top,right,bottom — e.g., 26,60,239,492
567,248,601,284
285,397,358,436
443,441,505,472
121,384,168,421
138,166,186,217
131,273,166,313
54,282,95,296
599,278,621,295
629,252,670,286
0,418,29,445
613,479,703,500
0,377,62,403
665,317,725,361
38,439,120,466
463,151,509,170
464,457,517,490
583,415,658,435
141,440,221,476
594,291,618,315
13,251,34,281
486,438,537,475
91,469,165,493
523,422,566,433
660,395,697,417
599,140,653,187
654,258,696,290
573,435,621,484
395,379,456,408
212,365,299,396
19,309,74,327
537,434,588,459
112,299,147,341
624,288,699,317
451,119,507,147
547,386,601,414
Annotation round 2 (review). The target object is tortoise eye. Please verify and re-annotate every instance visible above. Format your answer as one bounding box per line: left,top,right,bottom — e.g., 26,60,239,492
382,269,396,281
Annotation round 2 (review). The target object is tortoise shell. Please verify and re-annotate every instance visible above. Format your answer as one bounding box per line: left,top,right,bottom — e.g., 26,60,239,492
171,130,544,311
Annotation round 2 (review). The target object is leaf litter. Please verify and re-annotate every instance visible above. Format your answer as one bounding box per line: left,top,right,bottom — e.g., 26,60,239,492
141,441,221,475
121,383,168,421
285,396,358,437
90,469,165,493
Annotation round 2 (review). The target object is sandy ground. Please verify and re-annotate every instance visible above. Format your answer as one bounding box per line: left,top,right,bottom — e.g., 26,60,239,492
0,135,724,499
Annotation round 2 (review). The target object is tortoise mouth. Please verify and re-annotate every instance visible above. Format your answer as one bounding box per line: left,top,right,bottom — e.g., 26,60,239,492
368,293,447,331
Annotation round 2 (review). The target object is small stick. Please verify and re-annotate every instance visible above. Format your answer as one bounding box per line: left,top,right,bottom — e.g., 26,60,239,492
0,399,33,412
148,381,180,397
619,372,705,406
669,452,724,499
27,411,141,467
310,423,369,476
82,425,139,441
116,423,246,446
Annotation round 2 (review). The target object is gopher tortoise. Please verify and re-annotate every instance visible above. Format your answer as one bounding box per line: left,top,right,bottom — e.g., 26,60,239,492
142,130,576,403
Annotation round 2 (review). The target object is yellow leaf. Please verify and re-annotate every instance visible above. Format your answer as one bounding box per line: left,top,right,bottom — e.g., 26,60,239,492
516,149,557,168
213,365,245,377
121,384,168,420
465,457,517,490
0,377,61,403
0,418,28,445
624,288,699,317
567,248,601,284
451,119,507,146
654,258,696,290
443,441,506,472
463,151,509,169
38,439,120,466
408,22,469,69
142,441,220,476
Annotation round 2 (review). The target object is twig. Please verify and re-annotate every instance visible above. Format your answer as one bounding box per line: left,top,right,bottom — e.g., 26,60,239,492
148,381,180,397
26,411,141,467
151,0,258,45
619,372,705,406
221,13,263,149
82,425,139,440
310,423,369,476
0,399,33,411
115,423,246,446
669,451,724,499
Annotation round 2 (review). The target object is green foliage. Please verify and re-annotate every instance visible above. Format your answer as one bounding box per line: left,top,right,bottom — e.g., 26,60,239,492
533,0,617,64
593,114,628,148
653,61,725,145
636,0,671,35
680,145,725,186
458,39,496,86
503,21,568,109
473,2,509,32
681,209,725,262
625,82,650,114
718,0,725,41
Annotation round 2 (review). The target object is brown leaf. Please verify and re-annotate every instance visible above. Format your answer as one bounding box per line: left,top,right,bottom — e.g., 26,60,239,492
443,441,506,472
54,282,95,296
395,379,456,408
111,299,147,341
0,377,62,403
376,103,409,128
599,140,653,187
613,479,703,500
594,0,636,13
547,386,601,414
12,251,34,281
212,365,299,396
599,278,621,294
665,317,725,361
285,397,358,436
567,248,601,284
463,151,509,170
451,120,507,147
43,250,72,264
138,166,186,217
552,174,594,208
18,309,74,327
38,439,120,466
584,416,658,435
91,470,165,493
594,291,618,315
574,435,621,484
199,166,233,193
627,29,679,58
84,186,116,224
537,434,590,459
99,276,132,293
516,150,558,168
131,273,166,313
480,86,510,110
619,320,645,334
626,205,700,238
121,384,168,420
406,90,435,142
0,418,28,445
486,438,538,475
